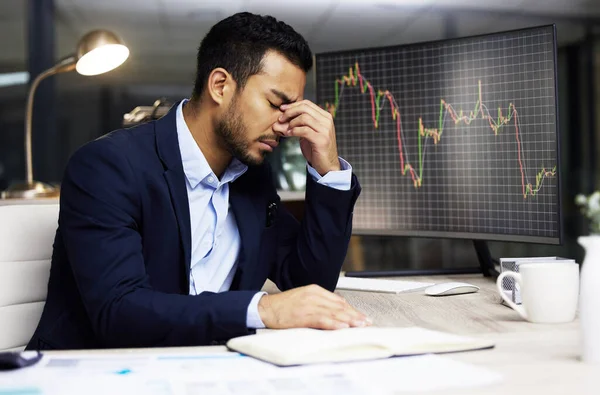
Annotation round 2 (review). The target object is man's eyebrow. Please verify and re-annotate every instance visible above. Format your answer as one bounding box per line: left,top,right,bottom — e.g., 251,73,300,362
270,89,296,104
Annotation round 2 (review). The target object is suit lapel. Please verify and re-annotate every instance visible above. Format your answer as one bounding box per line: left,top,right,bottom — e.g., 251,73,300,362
229,178,263,289
155,102,192,280
163,170,192,276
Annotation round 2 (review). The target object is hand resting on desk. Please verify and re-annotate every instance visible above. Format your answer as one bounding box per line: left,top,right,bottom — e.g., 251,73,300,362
258,284,372,330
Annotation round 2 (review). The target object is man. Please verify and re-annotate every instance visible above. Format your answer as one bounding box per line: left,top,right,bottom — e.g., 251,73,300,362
27,12,367,350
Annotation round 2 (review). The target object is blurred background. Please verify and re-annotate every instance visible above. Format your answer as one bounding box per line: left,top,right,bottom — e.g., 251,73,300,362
1,0,599,275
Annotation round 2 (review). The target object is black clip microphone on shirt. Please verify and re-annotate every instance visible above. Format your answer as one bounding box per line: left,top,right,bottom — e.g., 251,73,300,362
266,202,277,227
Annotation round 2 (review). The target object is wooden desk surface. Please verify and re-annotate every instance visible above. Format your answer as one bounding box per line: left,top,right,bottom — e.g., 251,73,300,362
45,274,596,394
336,274,595,395
262,273,596,394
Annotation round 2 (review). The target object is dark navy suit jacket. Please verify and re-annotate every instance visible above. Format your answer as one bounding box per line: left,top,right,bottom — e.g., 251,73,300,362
26,103,361,350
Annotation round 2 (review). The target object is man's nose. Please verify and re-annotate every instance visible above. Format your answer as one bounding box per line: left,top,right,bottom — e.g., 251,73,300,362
272,120,289,136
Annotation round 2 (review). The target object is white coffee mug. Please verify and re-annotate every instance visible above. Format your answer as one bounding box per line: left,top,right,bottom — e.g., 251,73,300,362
496,262,579,324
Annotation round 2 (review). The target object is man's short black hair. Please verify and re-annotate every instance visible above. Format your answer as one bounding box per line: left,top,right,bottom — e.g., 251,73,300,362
191,12,313,101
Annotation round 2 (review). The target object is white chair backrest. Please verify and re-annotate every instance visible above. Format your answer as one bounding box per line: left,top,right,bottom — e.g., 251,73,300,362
0,201,59,351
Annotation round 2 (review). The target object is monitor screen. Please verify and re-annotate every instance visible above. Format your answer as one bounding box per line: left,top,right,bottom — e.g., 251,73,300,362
316,25,561,244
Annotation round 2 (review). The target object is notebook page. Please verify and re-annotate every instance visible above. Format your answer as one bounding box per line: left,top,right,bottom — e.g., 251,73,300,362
314,327,494,356
295,327,478,349
351,327,494,355
227,328,392,366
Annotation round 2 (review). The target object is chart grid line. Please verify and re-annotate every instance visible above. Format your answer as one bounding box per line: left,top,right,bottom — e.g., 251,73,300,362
316,26,559,241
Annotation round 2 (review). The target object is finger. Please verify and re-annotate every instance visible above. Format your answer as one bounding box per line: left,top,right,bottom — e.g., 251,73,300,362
308,294,367,324
297,100,332,119
331,310,369,327
279,102,329,125
309,313,350,330
336,302,369,324
326,295,371,324
288,113,328,135
314,307,370,329
281,100,330,120
303,284,347,305
299,297,371,329
286,126,326,144
311,295,349,313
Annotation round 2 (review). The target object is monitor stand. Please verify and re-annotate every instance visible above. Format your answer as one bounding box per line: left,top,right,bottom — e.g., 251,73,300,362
344,240,500,278
472,240,500,277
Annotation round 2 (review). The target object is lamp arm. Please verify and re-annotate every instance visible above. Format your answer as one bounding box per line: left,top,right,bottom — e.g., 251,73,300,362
25,55,77,184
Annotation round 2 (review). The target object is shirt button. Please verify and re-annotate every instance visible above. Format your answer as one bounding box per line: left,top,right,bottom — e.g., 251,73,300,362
208,176,215,183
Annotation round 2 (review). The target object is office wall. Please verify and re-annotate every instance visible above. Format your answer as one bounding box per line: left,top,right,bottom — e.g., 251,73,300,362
0,82,191,190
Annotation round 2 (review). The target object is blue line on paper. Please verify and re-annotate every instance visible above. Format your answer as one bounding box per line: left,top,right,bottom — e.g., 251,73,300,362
0,388,42,395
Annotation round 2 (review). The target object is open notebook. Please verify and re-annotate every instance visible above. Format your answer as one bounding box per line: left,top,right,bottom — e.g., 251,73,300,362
226,327,495,366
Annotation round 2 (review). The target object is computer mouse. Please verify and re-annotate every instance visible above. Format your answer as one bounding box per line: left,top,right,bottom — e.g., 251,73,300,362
424,282,480,296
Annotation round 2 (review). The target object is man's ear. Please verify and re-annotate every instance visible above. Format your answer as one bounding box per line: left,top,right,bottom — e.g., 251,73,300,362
207,68,236,106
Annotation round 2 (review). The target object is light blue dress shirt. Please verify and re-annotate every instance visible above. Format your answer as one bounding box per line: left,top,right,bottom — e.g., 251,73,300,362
175,100,353,328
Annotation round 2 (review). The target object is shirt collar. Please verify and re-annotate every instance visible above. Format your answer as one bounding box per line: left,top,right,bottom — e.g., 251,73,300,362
176,99,247,189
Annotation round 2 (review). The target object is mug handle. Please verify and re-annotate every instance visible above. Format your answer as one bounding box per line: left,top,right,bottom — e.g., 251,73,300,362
496,271,528,320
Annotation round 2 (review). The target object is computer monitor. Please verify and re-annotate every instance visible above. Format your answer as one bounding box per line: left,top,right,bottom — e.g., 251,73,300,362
315,25,561,276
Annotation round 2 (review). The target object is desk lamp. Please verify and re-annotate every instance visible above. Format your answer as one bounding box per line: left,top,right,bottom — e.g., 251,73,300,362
1,30,129,199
